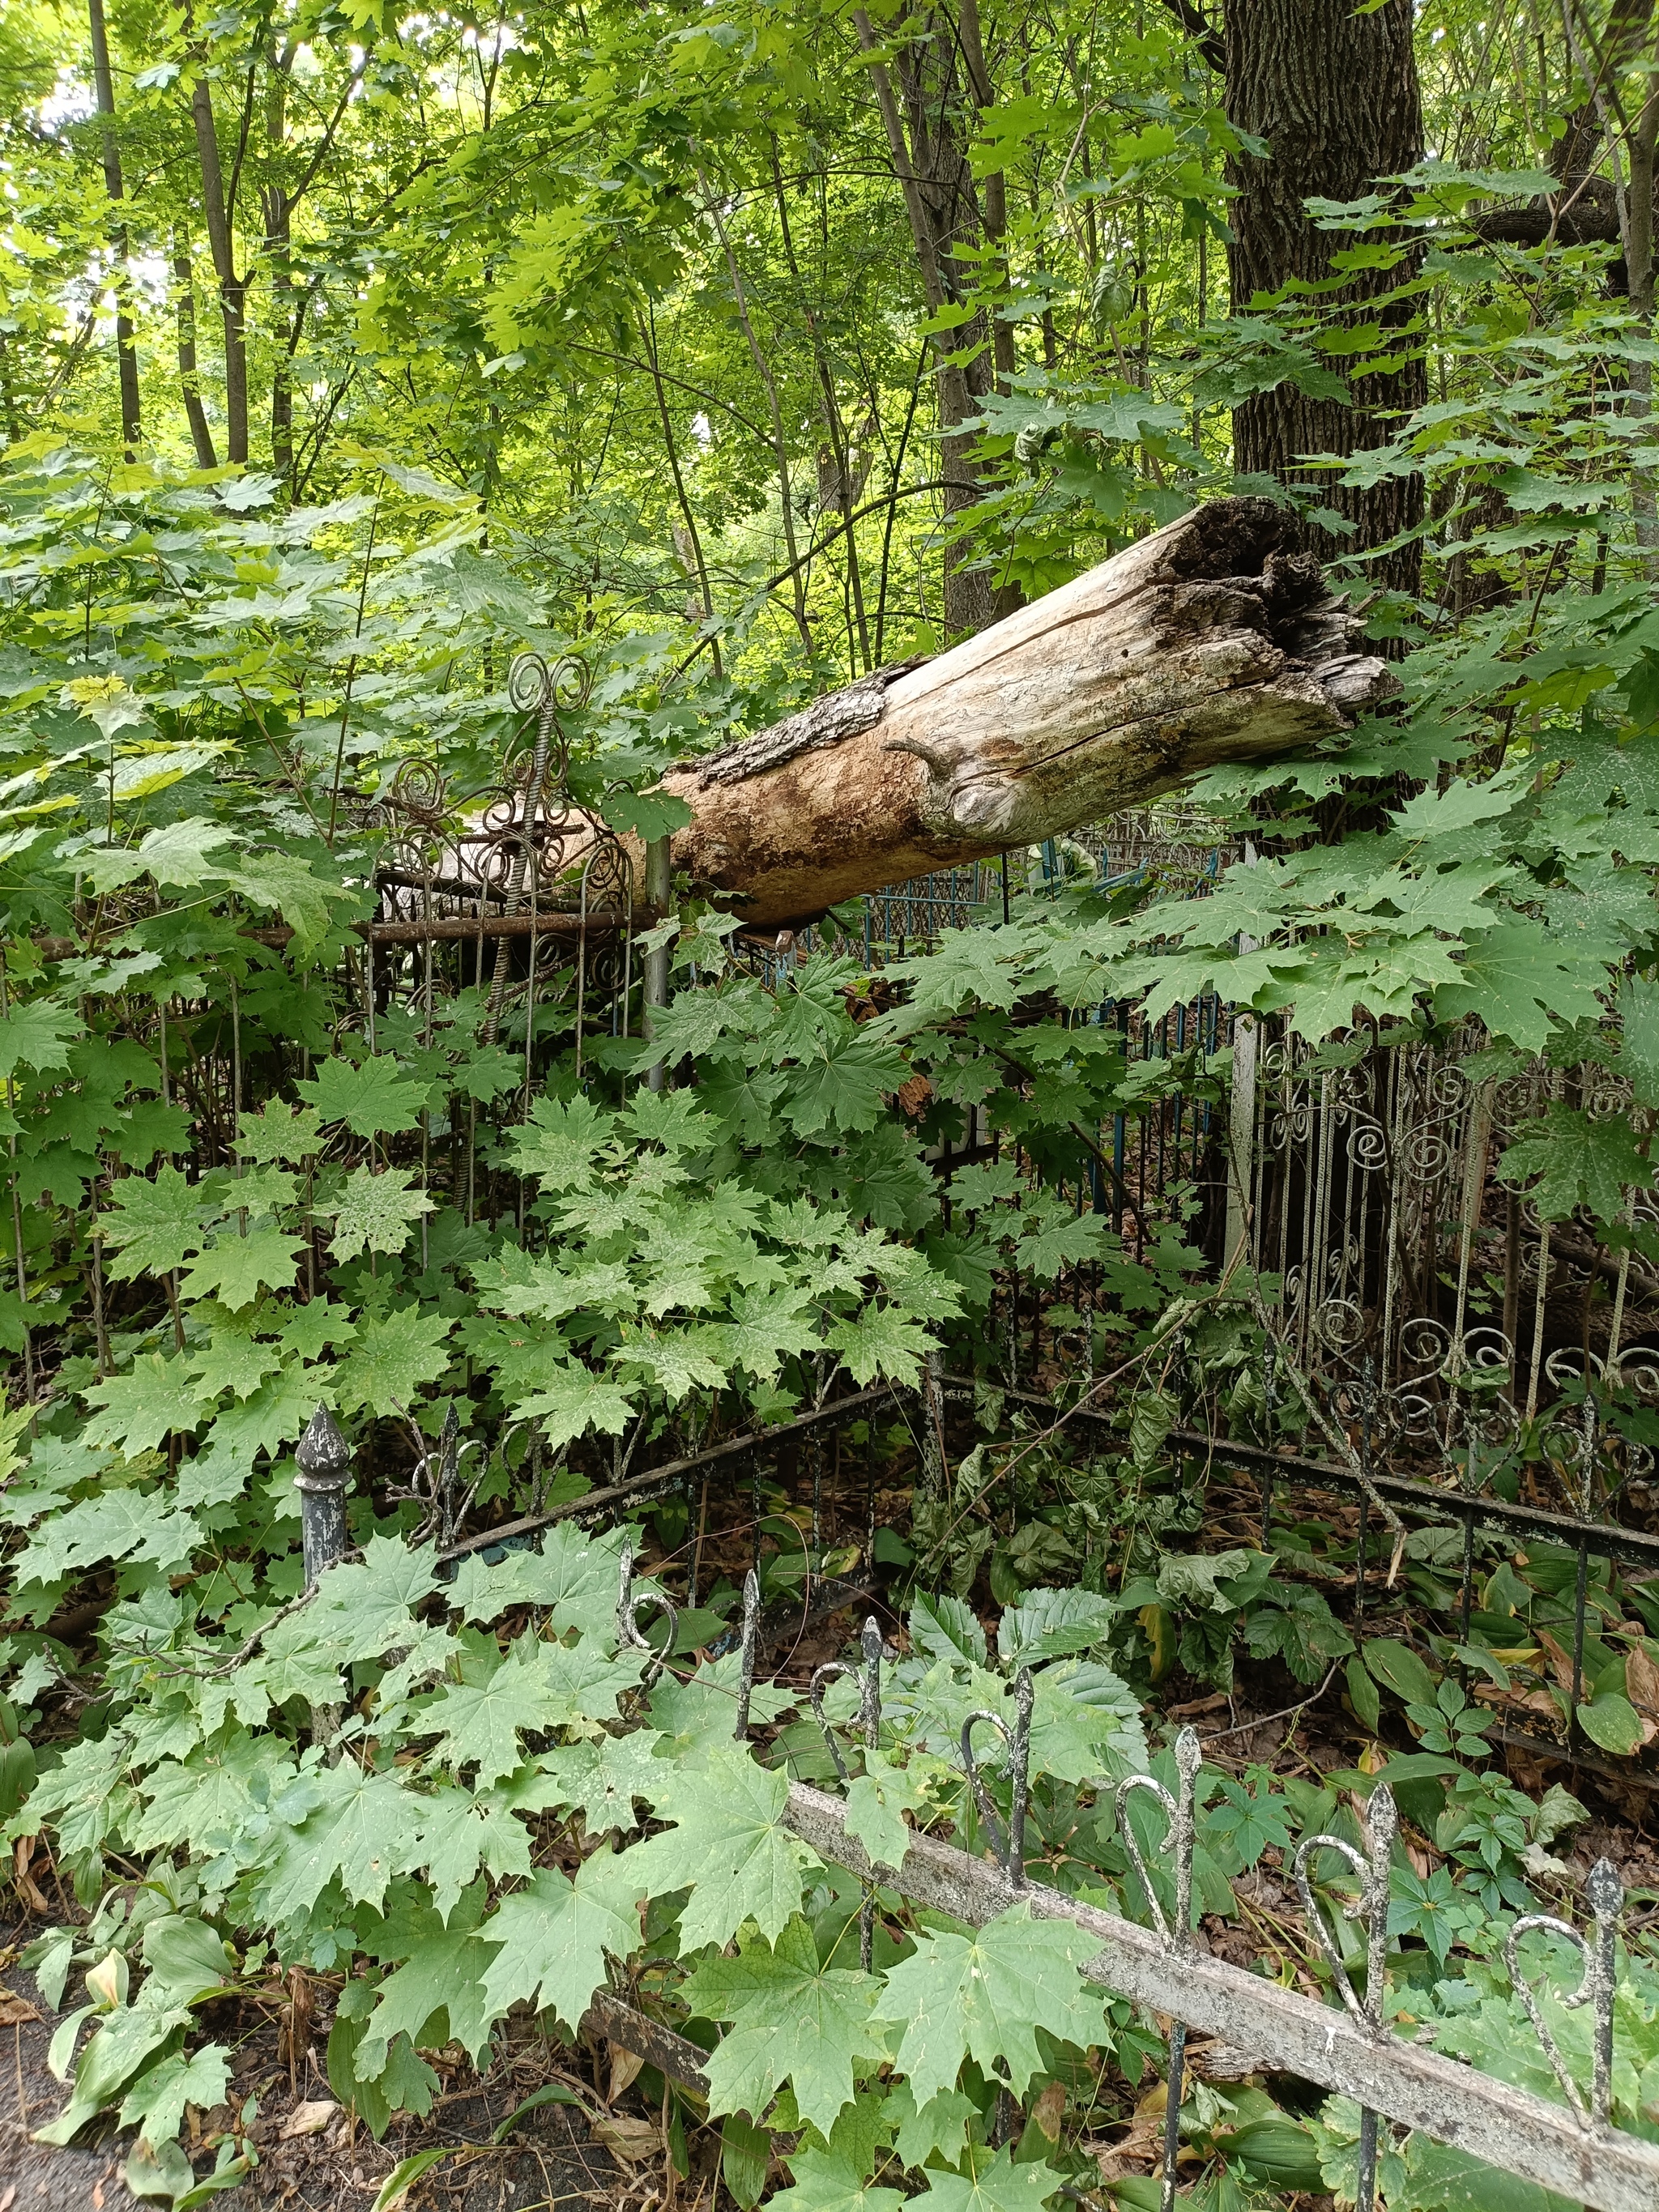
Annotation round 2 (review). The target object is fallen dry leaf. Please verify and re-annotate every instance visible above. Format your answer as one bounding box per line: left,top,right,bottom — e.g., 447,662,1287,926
1627,1641,1659,1718
591,2112,662,2163
0,1989,39,2026
607,2042,646,2103
281,2097,339,2140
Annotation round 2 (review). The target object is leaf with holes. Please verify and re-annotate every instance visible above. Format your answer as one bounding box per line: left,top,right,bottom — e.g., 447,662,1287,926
328,1165,435,1259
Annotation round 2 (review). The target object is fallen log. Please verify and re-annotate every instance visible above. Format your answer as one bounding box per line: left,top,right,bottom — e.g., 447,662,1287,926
651,497,1396,929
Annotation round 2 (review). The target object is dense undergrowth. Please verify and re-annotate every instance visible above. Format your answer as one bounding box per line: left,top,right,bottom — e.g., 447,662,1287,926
11,2,1659,2204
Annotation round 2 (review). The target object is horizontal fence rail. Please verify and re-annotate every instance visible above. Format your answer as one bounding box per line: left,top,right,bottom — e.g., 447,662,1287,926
781,1784,1659,2212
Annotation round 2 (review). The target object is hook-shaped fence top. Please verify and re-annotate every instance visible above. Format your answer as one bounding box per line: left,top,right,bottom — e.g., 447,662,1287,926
1505,1854,1623,2129
1292,1784,1397,2031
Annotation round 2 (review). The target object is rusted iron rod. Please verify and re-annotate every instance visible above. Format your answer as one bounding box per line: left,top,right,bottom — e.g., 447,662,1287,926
245,910,625,948
437,1383,898,1565
783,1784,1659,2212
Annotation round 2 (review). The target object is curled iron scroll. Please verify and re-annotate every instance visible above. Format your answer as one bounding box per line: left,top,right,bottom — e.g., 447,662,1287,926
1117,1728,1202,1954
959,1668,1034,1888
810,1619,884,1784
1291,1786,1397,2028
1292,1787,1397,2212
616,1542,679,1687
1503,1856,1622,2128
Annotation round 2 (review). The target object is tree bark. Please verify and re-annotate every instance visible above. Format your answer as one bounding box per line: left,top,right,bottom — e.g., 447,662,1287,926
191,72,249,467
1224,0,1427,594
172,241,217,469
584,499,1392,928
853,3,1019,637
87,0,141,453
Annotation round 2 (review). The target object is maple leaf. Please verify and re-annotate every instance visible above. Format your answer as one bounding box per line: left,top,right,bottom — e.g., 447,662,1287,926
503,1092,610,1187
186,1325,284,1404
178,1227,305,1309
510,1361,634,1448
208,1366,322,1460
119,2044,230,2148
616,1328,731,1400
358,1887,504,2071
1497,1102,1654,1224
129,1738,293,1857
234,1101,326,1163
297,1053,432,1137
254,1764,424,1920
327,1164,435,1259
101,1166,211,1281
721,1287,820,1383
0,995,82,1079
532,1728,668,1833
479,1843,650,2029
224,850,339,955
1015,1213,1115,1281
825,1304,931,1387
82,1352,205,1455
312,1535,441,1657
410,1785,534,1920
333,1304,451,1415
447,1522,626,1642
771,2148,904,2212
1431,918,1611,1051
14,1488,201,1587
414,1639,577,1786
685,1916,887,2135
910,2147,1063,2212
870,1905,1107,2104
784,1034,908,1136
629,1743,810,1948
842,1749,925,1873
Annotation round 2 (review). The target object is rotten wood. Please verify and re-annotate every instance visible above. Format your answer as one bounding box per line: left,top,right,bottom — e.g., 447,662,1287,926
580,1990,710,2098
646,497,1394,928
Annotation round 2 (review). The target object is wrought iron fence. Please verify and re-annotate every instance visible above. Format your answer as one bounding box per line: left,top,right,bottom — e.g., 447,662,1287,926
287,1402,1659,2212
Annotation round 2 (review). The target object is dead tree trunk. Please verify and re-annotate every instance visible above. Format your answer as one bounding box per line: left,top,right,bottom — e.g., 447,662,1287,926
639,497,1392,927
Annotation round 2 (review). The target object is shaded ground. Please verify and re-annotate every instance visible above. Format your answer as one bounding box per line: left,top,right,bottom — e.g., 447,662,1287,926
0,1922,655,2212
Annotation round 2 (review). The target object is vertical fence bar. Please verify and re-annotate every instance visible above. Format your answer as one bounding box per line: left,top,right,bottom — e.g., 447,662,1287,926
1120,1728,1202,2212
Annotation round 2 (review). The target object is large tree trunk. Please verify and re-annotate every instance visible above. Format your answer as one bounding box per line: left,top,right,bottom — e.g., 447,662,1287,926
1225,0,1427,595
632,498,1392,928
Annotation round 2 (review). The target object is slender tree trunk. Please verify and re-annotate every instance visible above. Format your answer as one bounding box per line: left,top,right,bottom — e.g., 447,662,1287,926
87,0,141,452
172,241,217,468
191,72,249,466
265,45,294,484
852,3,1021,636
698,169,812,654
1224,0,1427,593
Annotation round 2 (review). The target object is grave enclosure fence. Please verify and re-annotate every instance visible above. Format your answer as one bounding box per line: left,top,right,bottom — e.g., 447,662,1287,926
51,647,1659,2207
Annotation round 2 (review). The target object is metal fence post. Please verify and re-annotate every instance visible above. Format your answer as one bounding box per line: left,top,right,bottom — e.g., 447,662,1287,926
295,1404,352,1591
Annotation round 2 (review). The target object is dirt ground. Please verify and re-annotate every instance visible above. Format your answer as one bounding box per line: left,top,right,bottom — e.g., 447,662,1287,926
0,1918,667,2212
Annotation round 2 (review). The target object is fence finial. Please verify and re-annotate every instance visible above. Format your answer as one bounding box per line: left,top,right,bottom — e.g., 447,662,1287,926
294,1404,352,1591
